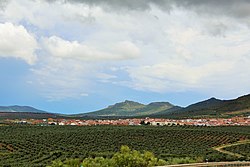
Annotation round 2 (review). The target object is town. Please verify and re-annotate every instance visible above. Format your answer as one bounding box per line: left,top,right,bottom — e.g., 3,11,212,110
2,116,250,126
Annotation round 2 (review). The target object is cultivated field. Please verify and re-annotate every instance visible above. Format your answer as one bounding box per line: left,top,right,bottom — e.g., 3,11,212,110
0,125,249,167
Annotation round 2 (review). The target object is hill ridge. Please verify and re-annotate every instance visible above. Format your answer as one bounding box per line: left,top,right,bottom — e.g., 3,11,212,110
160,94,250,118
0,105,47,113
77,100,175,117
1,94,250,119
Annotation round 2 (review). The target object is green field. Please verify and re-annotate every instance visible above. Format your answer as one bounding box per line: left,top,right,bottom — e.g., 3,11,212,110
224,143,250,157
0,125,250,167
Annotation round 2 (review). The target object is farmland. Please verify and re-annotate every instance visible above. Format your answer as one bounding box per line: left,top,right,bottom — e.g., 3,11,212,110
224,143,250,158
0,125,250,167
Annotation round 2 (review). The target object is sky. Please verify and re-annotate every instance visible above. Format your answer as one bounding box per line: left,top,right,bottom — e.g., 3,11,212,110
0,0,250,114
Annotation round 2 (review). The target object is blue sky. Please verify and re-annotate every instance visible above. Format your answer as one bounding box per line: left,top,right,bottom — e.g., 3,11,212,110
0,0,250,114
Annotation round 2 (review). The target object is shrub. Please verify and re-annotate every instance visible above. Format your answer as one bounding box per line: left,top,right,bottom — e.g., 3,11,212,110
47,146,167,167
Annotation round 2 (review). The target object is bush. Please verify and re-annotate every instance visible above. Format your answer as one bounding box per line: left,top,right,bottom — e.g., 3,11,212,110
165,157,199,165
82,157,115,167
47,146,167,167
47,159,81,167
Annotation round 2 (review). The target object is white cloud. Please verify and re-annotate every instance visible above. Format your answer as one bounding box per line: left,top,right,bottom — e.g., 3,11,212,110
97,73,117,83
1,0,250,100
0,0,100,29
0,22,38,64
126,61,234,92
124,13,250,97
126,59,250,98
31,34,138,101
30,57,93,101
42,36,140,61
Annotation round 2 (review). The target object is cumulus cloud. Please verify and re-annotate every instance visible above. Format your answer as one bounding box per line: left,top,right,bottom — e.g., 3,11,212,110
125,59,250,98
126,61,234,91
123,21,250,97
0,0,7,10
172,0,250,19
52,0,250,19
1,0,250,100
0,22,38,64
50,0,160,11
0,0,96,29
32,34,140,100
42,36,140,61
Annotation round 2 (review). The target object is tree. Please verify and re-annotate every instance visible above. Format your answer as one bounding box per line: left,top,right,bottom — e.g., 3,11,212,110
47,146,167,167
82,145,166,167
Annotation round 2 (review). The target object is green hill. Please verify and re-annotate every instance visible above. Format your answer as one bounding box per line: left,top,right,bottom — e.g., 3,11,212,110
75,94,250,118
150,106,183,117
162,94,250,118
137,102,179,116
79,100,176,117
2,94,250,119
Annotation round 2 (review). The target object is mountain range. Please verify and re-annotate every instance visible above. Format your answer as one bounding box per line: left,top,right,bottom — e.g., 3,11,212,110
74,100,181,117
165,94,250,118
0,94,250,119
0,105,47,113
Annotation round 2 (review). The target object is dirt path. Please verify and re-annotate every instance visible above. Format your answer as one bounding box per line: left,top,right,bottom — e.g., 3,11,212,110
213,139,250,158
157,161,250,167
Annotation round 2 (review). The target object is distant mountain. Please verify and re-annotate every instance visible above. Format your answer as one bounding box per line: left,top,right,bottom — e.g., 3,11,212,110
161,94,250,118
0,106,60,120
77,100,176,117
79,100,144,116
0,112,58,120
1,94,250,119
75,94,250,118
0,105,47,113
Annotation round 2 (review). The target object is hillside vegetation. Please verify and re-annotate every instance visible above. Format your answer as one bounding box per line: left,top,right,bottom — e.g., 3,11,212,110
161,94,250,118
78,100,177,117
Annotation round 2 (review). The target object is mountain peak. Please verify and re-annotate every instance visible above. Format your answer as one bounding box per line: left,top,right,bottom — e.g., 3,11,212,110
109,100,145,108
82,100,177,117
209,97,216,100
199,97,222,103
148,102,173,107
208,97,219,101
124,100,140,104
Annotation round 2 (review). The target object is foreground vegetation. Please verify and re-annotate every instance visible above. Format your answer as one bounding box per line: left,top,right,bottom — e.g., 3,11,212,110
0,125,249,166
48,145,168,167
